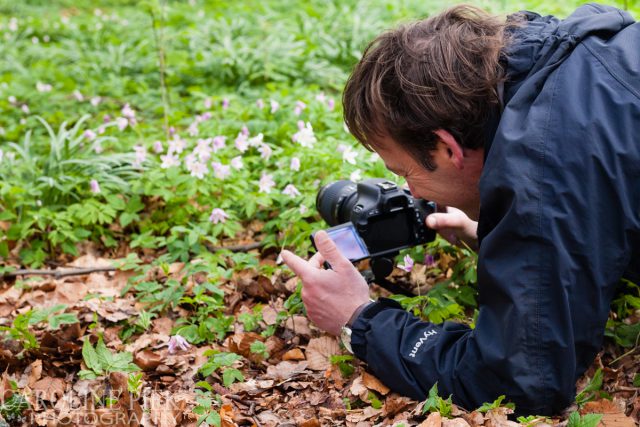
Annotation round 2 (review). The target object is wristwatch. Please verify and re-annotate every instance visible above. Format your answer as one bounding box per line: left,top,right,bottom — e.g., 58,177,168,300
340,300,374,354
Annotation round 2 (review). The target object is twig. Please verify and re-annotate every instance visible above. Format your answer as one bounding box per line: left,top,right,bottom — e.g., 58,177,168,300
2,266,117,279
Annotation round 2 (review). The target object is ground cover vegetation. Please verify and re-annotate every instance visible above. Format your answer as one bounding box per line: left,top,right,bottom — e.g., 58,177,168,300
0,0,638,425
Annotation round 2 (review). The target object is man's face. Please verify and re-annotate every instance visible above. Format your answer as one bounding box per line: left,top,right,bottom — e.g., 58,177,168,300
371,133,484,221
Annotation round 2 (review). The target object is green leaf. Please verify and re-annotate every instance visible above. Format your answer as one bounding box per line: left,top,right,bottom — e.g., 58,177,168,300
82,339,103,375
567,412,603,427
222,368,244,387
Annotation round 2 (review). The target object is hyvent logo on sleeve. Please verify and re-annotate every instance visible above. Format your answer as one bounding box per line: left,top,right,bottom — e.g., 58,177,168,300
408,329,438,358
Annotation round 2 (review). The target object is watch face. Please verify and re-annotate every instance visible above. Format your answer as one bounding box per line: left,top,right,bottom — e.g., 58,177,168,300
340,326,353,354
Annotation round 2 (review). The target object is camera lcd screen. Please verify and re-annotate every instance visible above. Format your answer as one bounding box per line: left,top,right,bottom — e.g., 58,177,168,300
366,211,412,251
320,223,370,261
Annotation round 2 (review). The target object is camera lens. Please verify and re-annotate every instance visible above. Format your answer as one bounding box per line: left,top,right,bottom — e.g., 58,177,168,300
316,180,358,225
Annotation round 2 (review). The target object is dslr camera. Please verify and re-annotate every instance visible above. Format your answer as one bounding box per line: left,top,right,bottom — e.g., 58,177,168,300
314,178,436,266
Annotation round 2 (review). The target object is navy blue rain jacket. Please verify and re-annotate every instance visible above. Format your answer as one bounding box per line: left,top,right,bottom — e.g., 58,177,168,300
350,4,640,415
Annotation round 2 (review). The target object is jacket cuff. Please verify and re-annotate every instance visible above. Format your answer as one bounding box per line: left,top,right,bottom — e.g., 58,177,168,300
350,297,404,360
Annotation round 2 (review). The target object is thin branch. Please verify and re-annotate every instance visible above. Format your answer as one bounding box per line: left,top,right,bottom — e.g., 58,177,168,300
2,266,117,279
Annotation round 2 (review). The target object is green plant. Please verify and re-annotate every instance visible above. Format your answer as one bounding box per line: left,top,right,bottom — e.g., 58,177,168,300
0,392,30,425
330,354,356,377
476,395,515,412
198,351,245,388
421,382,453,418
192,384,222,427
0,304,78,351
249,341,269,359
575,369,610,407
127,372,144,398
79,336,140,379
566,411,603,427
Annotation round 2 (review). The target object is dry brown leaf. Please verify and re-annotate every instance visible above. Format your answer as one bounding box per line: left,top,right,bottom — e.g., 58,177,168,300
382,394,413,418
282,348,306,361
32,377,66,402
362,372,390,395
418,411,442,427
306,336,341,371
134,349,163,371
299,417,321,427
443,418,472,427
1,372,13,400
265,360,309,381
152,317,174,335
350,375,368,399
68,254,114,268
220,403,237,427
27,359,42,388
485,407,519,427
581,399,636,427
284,315,312,337
463,411,485,427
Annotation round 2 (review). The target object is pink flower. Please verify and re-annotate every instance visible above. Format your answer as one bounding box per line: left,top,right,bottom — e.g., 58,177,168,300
212,136,226,152
282,184,301,197
300,205,308,215
160,154,180,168
188,161,208,179
270,99,279,113
248,133,264,147
194,139,212,161
235,133,249,152
116,117,128,131
36,82,52,92
89,179,101,194
327,98,335,111
187,121,199,137
315,92,326,102
204,97,212,109
103,114,111,123
200,112,212,121
21,104,29,114
222,98,230,109
90,96,102,107
256,99,265,109
290,157,300,171
168,135,186,154
73,90,84,101
167,335,191,354
398,255,414,273
297,120,305,130
230,156,243,170
424,254,436,268
153,141,163,153
294,100,306,116
121,103,136,120
259,173,275,193
83,130,97,141
258,143,272,160
292,122,317,147
133,145,147,168
241,125,249,136
212,162,231,179
209,208,229,224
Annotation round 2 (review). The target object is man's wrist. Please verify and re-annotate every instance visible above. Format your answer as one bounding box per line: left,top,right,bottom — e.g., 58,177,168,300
345,300,375,328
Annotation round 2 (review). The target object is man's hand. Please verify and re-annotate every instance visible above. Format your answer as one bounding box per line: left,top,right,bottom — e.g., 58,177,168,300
280,231,371,336
426,206,478,249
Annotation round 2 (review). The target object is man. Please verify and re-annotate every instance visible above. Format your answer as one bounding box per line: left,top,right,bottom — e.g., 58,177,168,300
282,4,640,415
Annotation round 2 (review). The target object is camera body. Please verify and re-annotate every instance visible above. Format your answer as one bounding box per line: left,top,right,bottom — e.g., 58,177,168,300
315,178,436,261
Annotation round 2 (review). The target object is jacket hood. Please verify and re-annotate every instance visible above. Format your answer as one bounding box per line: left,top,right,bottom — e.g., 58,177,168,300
503,4,635,104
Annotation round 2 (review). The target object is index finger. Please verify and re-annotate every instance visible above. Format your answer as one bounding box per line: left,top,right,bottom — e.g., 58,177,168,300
281,250,316,279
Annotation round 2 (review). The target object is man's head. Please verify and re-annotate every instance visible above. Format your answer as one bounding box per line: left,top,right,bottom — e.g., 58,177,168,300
343,5,508,169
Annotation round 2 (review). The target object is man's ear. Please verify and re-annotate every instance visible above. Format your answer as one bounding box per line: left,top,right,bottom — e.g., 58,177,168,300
434,129,464,170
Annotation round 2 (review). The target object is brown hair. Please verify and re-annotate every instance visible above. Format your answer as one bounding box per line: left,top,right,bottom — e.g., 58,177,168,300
343,5,512,170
